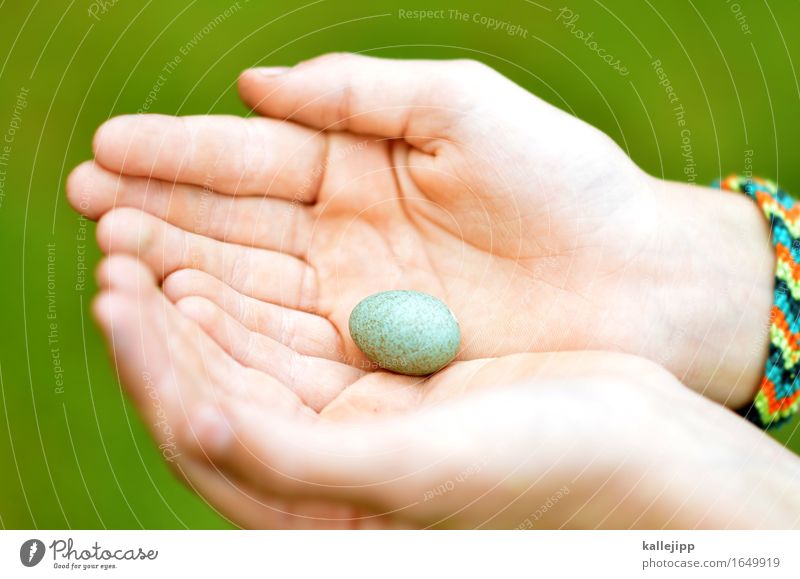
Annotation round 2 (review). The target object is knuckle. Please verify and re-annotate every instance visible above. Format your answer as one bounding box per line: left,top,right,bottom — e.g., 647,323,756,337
177,295,217,321
299,51,357,70
238,326,258,364
279,310,297,350
286,349,306,389
226,252,251,289
297,266,318,313
236,292,254,329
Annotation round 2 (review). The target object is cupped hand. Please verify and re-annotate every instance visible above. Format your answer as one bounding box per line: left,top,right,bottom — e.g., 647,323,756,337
91,256,800,529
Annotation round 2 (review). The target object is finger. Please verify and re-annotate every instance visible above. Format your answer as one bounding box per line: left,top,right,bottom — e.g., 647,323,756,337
188,394,504,526
67,161,311,258
176,460,410,529
92,114,328,203
163,269,344,361
238,53,508,146
183,384,579,528
174,296,363,411
185,400,430,515
92,254,223,413
187,398,513,528
91,256,307,436
96,208,317,311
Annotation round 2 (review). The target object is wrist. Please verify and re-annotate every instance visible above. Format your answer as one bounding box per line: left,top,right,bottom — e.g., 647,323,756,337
643,176,774,407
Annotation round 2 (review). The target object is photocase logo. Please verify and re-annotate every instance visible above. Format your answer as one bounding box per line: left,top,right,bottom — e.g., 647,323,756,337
20,539,46,567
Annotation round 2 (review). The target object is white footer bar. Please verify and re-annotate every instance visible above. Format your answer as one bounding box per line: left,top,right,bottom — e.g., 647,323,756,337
1,530,798,578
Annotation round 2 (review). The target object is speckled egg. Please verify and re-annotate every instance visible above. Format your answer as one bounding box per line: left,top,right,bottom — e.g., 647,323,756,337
348,290,461,376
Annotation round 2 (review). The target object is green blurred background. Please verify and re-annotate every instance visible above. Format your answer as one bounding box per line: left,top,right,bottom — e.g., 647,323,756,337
1,0,799,529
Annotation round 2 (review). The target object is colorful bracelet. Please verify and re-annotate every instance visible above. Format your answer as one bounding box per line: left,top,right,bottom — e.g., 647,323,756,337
716,175,800,428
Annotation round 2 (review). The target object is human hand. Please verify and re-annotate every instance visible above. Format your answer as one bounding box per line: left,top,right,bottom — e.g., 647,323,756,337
68,53,773,410
91,256,800,529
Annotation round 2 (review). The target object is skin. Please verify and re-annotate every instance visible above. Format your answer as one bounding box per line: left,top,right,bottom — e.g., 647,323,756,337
67,54,788,528
68,54,774,409
91,255,800,529
90,255,800,529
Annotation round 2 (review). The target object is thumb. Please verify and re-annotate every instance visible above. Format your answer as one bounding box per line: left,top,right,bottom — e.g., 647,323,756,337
237,53,518,147
179,385,565,527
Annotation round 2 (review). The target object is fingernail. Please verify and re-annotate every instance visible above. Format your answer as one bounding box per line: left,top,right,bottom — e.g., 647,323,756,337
250,66,290,77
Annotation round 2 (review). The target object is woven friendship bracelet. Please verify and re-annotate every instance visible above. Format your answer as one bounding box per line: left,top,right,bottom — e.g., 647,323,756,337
716,174,800,428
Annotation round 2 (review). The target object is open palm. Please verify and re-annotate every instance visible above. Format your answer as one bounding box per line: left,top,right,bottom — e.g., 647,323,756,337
68,54,673,410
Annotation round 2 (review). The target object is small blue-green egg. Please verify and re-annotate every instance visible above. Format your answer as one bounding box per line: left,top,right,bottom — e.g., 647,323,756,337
348,290,461,376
